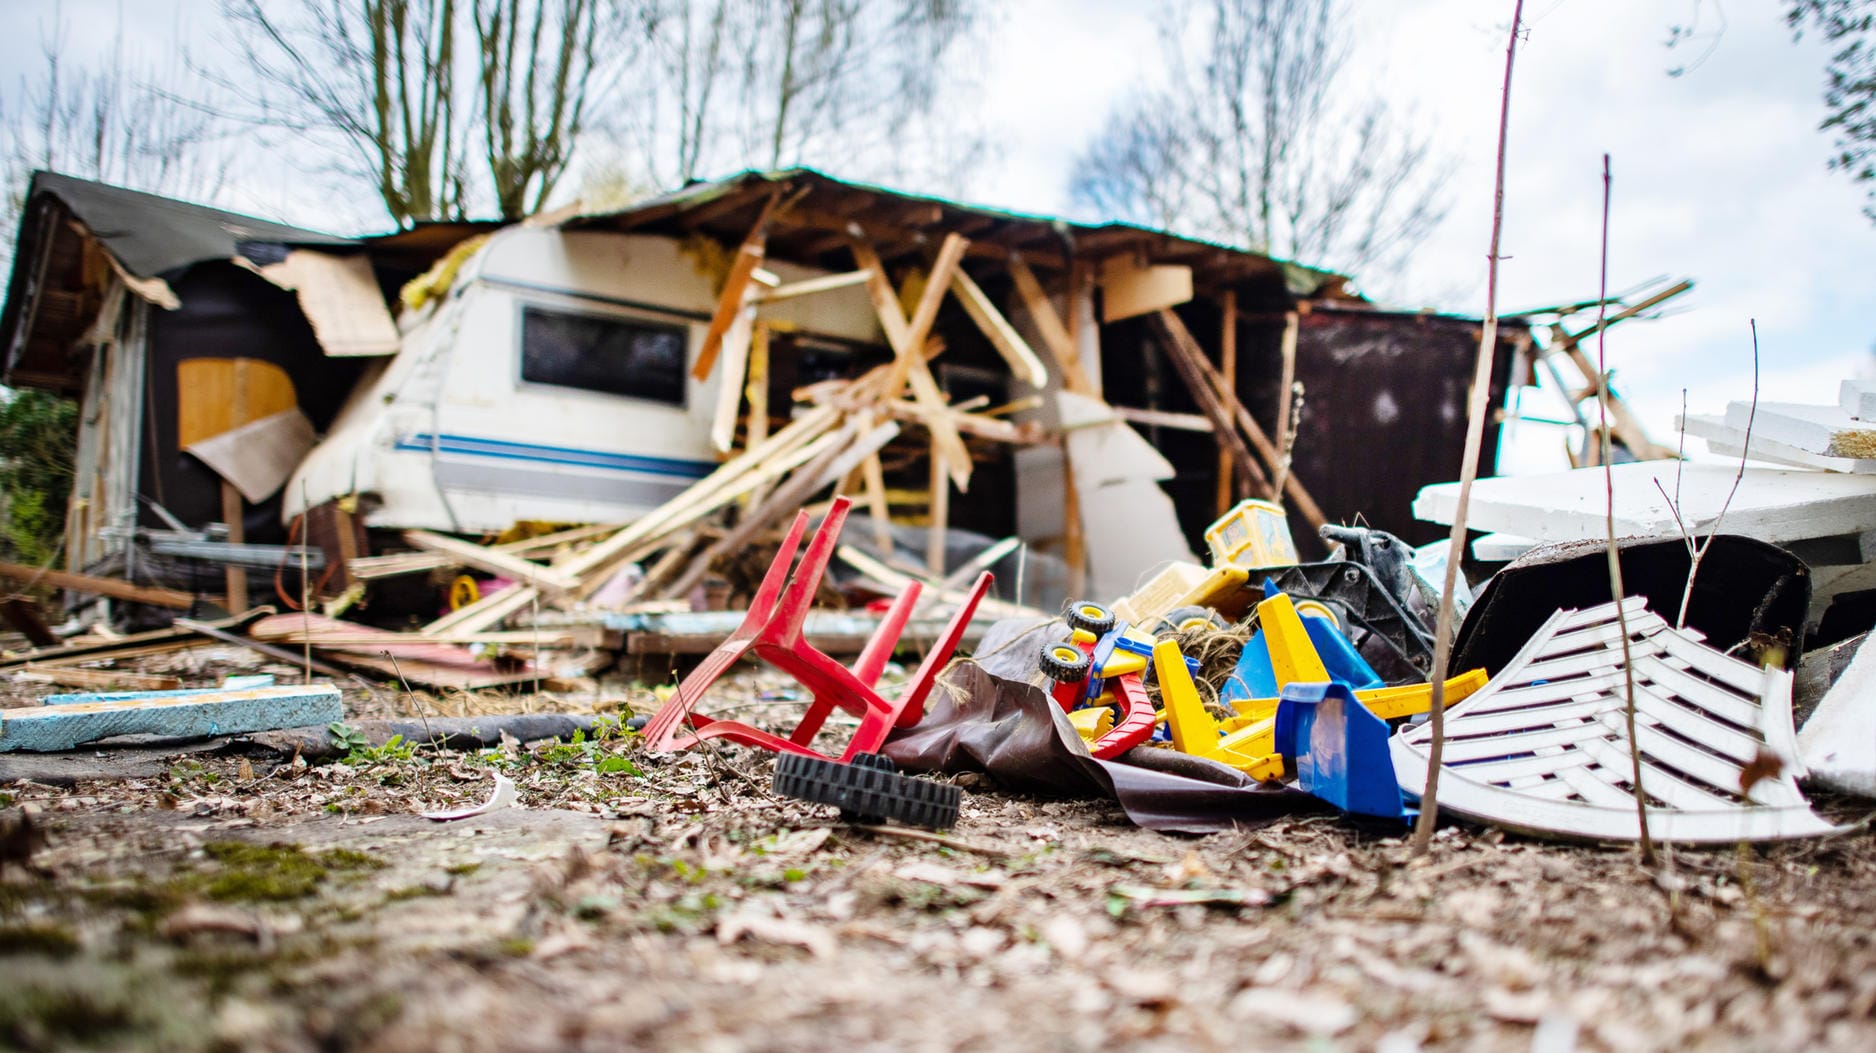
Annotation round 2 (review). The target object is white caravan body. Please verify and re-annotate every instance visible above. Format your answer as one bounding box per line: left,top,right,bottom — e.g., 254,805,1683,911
286,227,883,532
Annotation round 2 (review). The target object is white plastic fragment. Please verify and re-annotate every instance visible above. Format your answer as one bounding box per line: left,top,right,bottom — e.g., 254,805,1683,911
422,772,518,821
1797,634,1876,798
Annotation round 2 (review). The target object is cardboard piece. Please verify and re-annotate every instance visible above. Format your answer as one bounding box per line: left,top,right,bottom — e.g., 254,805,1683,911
184,408,319,503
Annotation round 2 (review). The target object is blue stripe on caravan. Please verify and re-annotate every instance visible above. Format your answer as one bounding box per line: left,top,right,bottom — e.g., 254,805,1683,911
394,433,714,479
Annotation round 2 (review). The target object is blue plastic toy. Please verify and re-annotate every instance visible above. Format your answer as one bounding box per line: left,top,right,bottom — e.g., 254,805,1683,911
1273,680,1410,821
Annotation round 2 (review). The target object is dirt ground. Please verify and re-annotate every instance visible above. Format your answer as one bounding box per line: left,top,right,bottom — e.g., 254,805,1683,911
4,651,1876,1052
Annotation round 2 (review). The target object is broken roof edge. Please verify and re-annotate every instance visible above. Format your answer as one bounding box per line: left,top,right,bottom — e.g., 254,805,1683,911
562,166,1360,301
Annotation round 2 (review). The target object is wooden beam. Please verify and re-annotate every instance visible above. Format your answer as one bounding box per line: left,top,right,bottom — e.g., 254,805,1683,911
1153,309,1331,534
892,233,969,391
709,304,756,452
15,666,182,691
950,268,1050,388
1146,312,1274,502
1112,405,1215,433
403,531,583,593
1007,256,1091,394
0,560,197,609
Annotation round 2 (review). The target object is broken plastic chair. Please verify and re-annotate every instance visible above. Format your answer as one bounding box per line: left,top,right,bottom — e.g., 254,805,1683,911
1273,681,1410,821
1389,597,1845,844
643,496,992,762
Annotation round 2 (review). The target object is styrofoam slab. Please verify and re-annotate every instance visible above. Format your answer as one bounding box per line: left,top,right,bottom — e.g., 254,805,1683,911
1413,460,1876,545
1678,413,1876,473
1725,401,1876,460
1842,379,1876,422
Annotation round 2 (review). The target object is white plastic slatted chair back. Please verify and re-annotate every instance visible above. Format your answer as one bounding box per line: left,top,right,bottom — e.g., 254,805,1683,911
1390,598,1843,844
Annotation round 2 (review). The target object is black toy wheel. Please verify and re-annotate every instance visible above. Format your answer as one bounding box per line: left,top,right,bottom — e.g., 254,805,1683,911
772,752,962,829
1155,605,1226,637
1063,600,1117,636
1038,641,1092,683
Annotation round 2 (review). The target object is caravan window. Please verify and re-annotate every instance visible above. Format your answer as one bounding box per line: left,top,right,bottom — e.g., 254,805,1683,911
519,305,688,406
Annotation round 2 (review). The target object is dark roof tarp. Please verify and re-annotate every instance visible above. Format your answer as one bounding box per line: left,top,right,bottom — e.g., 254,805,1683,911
24,171,352,280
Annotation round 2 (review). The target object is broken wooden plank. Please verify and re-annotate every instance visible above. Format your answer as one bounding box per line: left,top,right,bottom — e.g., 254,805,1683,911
348,523,621,581
15,665,182,692
692,190,782,381
420,584,541,636
1007,255,1092,394
883,233,969,395
950,268,1049,388
402,531,583,593
710,303,757,453
663,420,898,600
758,269,872,303
553,404,842,583
1146,312,1272,500
1111,406,1214,433
1154,309,1331,534
0,684,344,752
0,560,198,609
1216,290,1240,517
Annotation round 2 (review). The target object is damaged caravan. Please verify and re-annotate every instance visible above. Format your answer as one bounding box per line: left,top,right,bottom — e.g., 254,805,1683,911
288,227,889,533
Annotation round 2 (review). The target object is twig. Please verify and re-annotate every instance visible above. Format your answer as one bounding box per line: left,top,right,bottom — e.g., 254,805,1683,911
849,823,1017,859
1595,154,1658,869
1677,321,1759,628
1270,382,1305,497
1411,0,1526,856
300,482,312,686
382,650,436,749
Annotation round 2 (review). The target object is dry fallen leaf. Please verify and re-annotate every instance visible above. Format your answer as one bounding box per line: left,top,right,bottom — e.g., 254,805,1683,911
1739,747,1785,801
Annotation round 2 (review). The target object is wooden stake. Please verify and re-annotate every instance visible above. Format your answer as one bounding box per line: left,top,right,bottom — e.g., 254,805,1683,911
1008,256,1092,394
221,481,248,614
1412,0,1525,856
927,444,950,577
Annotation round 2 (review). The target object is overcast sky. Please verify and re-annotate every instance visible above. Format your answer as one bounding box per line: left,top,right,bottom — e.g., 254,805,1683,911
4,0,1872,473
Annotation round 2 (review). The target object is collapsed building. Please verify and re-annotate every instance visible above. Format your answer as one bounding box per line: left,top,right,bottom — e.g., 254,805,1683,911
1,168,1525,630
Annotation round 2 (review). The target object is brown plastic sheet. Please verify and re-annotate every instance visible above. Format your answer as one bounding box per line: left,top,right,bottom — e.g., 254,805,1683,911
884,661,1317,834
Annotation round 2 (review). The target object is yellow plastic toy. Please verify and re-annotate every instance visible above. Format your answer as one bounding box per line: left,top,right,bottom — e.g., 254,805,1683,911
1153,639,1286,782
1205,499,1299,569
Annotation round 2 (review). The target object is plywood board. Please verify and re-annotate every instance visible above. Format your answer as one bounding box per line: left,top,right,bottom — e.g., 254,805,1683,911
176,358,298,447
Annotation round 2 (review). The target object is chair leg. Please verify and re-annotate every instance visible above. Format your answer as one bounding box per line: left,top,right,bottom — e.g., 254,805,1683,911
890,571,993,729
852,581,920,687
770,497,853,643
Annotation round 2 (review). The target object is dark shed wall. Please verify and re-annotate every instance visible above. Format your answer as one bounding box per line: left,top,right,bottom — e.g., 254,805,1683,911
1242,309,1522,547
1103,304,1522,555
138,263,368,543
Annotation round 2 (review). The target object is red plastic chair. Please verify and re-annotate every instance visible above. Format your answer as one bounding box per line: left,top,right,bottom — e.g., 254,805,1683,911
643,496,993,761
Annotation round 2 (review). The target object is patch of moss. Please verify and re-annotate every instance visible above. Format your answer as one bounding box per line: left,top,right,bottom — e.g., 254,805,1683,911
0,959,200,1052
185,842,385,903
383,884,447,902
0,923,79,957
444,862,481,877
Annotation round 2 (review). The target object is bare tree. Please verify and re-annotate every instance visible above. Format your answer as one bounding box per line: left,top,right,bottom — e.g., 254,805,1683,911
631,0,983,191
1070,0,1450,279
1787,0,1876,222
218,0,638,224
2,17,229,268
